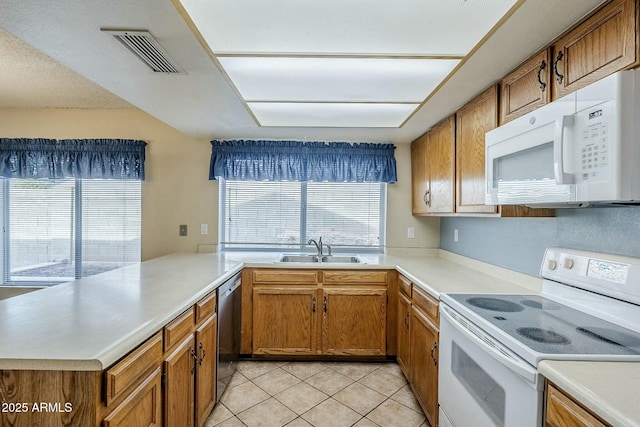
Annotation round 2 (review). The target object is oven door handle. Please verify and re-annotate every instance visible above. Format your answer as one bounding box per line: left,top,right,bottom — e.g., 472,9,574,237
441,306,538,385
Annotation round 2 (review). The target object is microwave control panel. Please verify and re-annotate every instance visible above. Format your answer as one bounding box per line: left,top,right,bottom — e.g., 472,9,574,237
576,102,612,183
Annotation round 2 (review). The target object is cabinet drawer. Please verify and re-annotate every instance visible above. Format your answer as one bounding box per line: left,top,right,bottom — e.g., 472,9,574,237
164,307,195,351
412,286,439,325
195,291,217,324
105,331,163,407
323,270,388,285
252,269,318,284
398,275,412,298
104,367,163,427
546,383,609,427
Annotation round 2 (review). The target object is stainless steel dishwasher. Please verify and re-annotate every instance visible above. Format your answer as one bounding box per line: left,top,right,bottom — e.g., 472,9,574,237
216,272,242,401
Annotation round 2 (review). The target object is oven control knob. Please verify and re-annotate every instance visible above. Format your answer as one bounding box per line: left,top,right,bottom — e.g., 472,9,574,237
547,260,558,270
564,258,574,269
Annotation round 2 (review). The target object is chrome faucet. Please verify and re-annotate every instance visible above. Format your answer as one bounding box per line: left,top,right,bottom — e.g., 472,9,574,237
325,243,332,256
307,237,323,256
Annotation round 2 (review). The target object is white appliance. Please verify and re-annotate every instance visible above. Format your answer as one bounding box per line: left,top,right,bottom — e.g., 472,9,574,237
438,247,640,427
485,70,640,207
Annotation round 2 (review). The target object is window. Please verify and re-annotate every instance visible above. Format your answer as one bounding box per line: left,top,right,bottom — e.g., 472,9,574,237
219,179,385,252
2,178,141,285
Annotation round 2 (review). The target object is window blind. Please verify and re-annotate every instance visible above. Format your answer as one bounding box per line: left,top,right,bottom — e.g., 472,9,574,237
4,178,141,285
220,180,384,251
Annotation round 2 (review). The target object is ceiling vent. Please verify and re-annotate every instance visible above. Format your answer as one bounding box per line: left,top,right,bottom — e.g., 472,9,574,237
102,29,185,74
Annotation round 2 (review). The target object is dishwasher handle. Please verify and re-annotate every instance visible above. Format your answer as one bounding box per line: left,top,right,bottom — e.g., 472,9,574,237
223,278,242,297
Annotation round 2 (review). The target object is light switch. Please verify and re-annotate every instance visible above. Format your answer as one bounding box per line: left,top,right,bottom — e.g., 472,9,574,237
407,227,415,239
201,224,208,235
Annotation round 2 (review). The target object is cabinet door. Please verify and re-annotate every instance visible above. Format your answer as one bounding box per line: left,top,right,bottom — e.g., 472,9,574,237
427,115,456,213
545,383,609,427
253,287,318,355
103,368,162,427
195,313,217,427
552,0,637,99
456,85,498,214
397,292,412,379
410,306,439,427
164,335,195,427
500,49,551,124
411,134,429,215
322,287,387,356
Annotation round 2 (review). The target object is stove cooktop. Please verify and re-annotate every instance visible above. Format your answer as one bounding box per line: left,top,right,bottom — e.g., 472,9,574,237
444,294,640,358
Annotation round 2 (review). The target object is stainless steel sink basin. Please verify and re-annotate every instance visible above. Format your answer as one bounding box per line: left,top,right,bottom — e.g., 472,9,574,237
276,254,364,264
321,256,363,264
277,255,320,263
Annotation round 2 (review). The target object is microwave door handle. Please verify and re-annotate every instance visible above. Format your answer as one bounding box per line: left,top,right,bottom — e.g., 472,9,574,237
553,115,574,185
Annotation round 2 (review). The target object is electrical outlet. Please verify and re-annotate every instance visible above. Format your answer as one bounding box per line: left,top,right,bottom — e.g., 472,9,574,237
454,229,459,242
407,227,415,239
179,224,187,236
201,224,208,235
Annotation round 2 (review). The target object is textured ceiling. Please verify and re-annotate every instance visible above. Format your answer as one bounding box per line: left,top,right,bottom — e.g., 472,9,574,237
0,28,132,109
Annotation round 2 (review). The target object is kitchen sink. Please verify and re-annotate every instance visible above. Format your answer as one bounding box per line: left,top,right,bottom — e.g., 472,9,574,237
321,256,363,264
277,255,320,263
276,254,364,264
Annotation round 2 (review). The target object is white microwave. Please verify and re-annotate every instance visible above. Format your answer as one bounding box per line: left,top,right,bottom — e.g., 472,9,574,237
485,70,640,207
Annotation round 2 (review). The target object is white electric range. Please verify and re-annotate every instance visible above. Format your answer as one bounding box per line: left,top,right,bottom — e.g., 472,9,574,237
438,247,640,427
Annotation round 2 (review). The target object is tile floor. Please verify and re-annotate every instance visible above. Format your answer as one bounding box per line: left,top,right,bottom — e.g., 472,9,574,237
204,360,428,427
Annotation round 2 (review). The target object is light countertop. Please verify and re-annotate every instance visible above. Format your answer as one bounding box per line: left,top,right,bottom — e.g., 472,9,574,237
0,249,635,425
539,360,640,426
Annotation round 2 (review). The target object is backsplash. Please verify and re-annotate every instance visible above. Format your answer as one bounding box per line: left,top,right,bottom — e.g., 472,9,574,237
440,206,640,276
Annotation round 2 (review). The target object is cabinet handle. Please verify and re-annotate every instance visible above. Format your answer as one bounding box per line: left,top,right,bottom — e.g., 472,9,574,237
199,342,206,365
404,313,410,329
323,296,328,313
537,60,547,91
191,348,198,374
430,342,438,366
553,51,564,84
312,296,317,313
423,190,431,207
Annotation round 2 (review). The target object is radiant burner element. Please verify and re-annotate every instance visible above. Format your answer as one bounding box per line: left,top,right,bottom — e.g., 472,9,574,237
466,297,524,312
577,327,640,347
517,327,571,345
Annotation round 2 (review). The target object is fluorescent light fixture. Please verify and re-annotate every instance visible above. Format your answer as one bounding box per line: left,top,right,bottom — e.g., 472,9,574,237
218,56,460,102
248,102,418,128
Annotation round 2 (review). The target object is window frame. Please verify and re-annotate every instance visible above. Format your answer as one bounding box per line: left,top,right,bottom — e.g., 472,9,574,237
1,178,141,286
218,179,387,253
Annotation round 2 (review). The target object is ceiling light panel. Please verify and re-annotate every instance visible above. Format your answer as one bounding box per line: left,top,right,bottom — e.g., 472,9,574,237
248,102,418,128
217,57,460,102
178,0,519,55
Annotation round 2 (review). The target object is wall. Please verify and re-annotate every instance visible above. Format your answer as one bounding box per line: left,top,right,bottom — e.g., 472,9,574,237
441,206,640,276
0,108,217,261
385,143,440,253
0,108,434,261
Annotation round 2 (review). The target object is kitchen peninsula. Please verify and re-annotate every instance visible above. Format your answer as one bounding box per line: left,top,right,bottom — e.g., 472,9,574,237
0,251,639,427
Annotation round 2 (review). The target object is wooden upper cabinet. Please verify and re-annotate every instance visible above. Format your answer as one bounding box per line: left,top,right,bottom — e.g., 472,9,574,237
411,134,429,215
411,115,455,215
500,49,552,124
426,116,456,213
456,85,498,214
551,0,638,100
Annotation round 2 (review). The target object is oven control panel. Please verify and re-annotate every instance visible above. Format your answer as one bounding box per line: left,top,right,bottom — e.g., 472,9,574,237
541,247,640,305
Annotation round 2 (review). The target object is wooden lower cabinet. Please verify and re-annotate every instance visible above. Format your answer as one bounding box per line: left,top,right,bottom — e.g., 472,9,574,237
163,293,218,427
545,383,609,427
252,286,318,355
322,287,387,356
104,368,163,427
164,335,196,427
195,314,217,427
248,269,390,357
397,292,412,378
396,275,439,427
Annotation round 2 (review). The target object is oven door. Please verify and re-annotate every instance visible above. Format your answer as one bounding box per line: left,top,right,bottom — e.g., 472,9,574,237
439,305,543,427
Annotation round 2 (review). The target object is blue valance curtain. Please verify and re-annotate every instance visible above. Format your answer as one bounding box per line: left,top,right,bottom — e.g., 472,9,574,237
0,138,147,180
209,140,397,183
